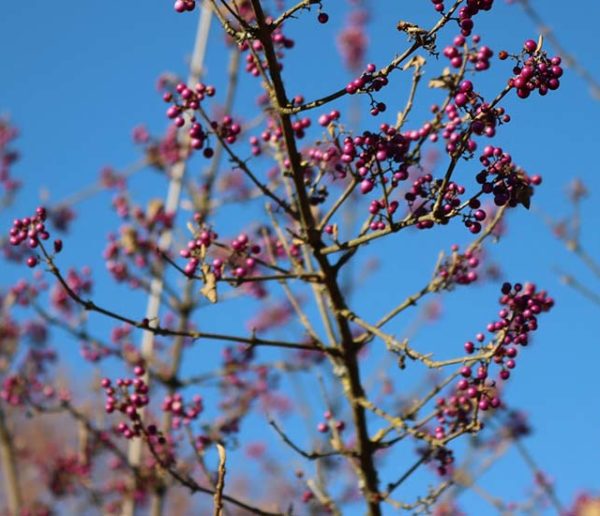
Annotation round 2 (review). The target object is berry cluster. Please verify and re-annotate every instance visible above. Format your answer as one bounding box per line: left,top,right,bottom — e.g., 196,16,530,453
344,63,390,115
103,369,151,440
444,88,508,149
316,410,346,434
180,216,264,280
173,0,195,13
443,35,493,71
258,112,312,152
366,198,399,230
140,125,183,169
239,28,294,77
429,93,508,158
458,0,494,37
10,277,45,306
406,174,466,230
8,207,48,248
309,115,525,233
492,281,553,347
162,81,219,155
476,145,541,208
47,205,76,233
350,125,411,169
46,453,91,497
438,244,483,286
344,63,387,95
179,226,218,277
218,232,262,279
165,81,215,121
248,135,262,156
427,281,553,471
7,207,63,267
463,282,554,378
1,367,56,407
419,441,456,477
162,393,204,430
433,378,500,437
317,109,341,127
453,363,501,408
506,39,563,98
290,114,311,140
209,115,242,145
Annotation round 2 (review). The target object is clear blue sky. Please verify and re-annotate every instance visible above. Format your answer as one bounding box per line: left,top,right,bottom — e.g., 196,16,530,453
1,1,599,514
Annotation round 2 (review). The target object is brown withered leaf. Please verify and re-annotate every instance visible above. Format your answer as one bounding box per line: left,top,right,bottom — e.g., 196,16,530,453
514,184,534,210
428,67,457,89
147,198,164,221
145,145,164,170
120,226,138,254
200,264,218,304
535,34,544,53
402,55,425,72
396,20,427,36
186,221,196,236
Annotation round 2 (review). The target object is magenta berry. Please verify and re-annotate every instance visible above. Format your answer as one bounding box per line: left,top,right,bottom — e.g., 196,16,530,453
317,422,328,433
523,39,537,53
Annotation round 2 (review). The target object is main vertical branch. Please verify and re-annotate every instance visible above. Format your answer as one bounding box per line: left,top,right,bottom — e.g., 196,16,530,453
149,46,240,516
249,2,381,513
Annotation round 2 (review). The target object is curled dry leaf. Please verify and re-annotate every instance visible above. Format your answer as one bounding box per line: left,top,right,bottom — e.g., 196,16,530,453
402,55,425,72
428,67,458,90
120,226,138,254
535,33,544,53
396,21,427,36
200,263,217,303
146,199,164,221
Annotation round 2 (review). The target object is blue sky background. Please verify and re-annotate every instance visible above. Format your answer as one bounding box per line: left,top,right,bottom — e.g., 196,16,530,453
1,1,599,514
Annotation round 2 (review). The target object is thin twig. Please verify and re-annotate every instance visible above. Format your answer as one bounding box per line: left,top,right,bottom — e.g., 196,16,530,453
213,444,227,516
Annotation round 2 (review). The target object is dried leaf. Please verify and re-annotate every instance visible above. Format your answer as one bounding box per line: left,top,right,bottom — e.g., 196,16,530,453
145,146,164,170
396,21,426,36
120,226,138,253
428,67,456,89
535,34,544,53
514,185,533,210
402,55,425,71
187,221,196,236
200,264,218,303
147,199,164,220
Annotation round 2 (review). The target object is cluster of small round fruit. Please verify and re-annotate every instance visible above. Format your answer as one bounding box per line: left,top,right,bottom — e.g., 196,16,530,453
443,35,493,71
8,207,63,267
438,245,483,286
163,81,219,156
162,393,204,430
476,145,541,208
505,39,563,98
103,368,151,440
173,0,195,13
458,0,494,37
